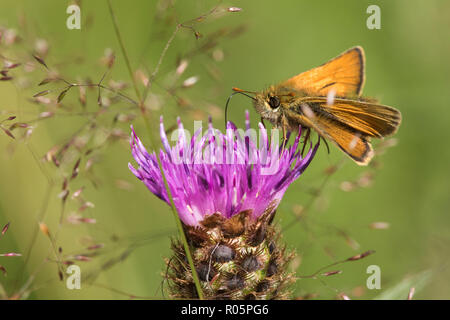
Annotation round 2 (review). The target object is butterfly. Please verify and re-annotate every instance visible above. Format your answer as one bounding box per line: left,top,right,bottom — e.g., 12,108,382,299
229,46,401,165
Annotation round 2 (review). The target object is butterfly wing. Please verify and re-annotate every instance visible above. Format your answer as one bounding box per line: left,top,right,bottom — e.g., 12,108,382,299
283,97,402,165
296,97,402,138
313,115,374,165
321,99,401,137
284,106,374,165
281,46,365,97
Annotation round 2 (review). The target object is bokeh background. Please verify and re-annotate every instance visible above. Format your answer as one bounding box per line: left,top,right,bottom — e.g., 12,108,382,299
0,0,449,299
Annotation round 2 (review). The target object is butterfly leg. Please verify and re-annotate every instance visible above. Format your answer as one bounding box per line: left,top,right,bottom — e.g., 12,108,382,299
260,117,266,128
301,127,311,157
321,136,330,154
282,126,287,150
278,116,289,157
281,116,289,151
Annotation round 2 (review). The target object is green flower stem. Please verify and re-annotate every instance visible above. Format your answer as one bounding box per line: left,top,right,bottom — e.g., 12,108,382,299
107,0,204,299
157,160,205,300
106,0,153,142
107,0,142,103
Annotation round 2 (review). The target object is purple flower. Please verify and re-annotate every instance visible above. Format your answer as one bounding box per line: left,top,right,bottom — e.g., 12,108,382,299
129,112,319,226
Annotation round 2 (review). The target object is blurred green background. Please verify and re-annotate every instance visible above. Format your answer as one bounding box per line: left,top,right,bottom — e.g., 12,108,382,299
0,0,449,299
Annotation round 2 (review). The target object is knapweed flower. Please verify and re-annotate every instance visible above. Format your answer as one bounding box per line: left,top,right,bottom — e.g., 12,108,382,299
129,111,319,299
129,112,318,226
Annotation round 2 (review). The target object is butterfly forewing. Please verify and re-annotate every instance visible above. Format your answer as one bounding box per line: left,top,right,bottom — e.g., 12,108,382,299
281,46,365,97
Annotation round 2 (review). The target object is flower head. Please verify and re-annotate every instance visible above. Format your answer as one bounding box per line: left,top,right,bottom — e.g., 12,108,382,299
129,111,318,226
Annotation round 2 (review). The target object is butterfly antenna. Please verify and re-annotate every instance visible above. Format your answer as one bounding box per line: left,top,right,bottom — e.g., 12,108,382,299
232,87,258,95
224,89,256,128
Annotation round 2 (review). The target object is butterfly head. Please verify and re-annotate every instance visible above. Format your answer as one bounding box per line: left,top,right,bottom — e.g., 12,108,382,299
253,91,283,124
227,87,292,126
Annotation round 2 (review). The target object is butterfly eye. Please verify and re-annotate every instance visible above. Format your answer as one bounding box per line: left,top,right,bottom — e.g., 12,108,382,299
268,96,280,109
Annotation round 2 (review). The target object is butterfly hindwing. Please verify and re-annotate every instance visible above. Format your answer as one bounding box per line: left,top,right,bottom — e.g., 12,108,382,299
284,105,374,165
294,97,402,138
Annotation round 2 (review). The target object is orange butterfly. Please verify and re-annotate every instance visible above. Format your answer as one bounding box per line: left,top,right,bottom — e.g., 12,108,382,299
232,46,401,165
